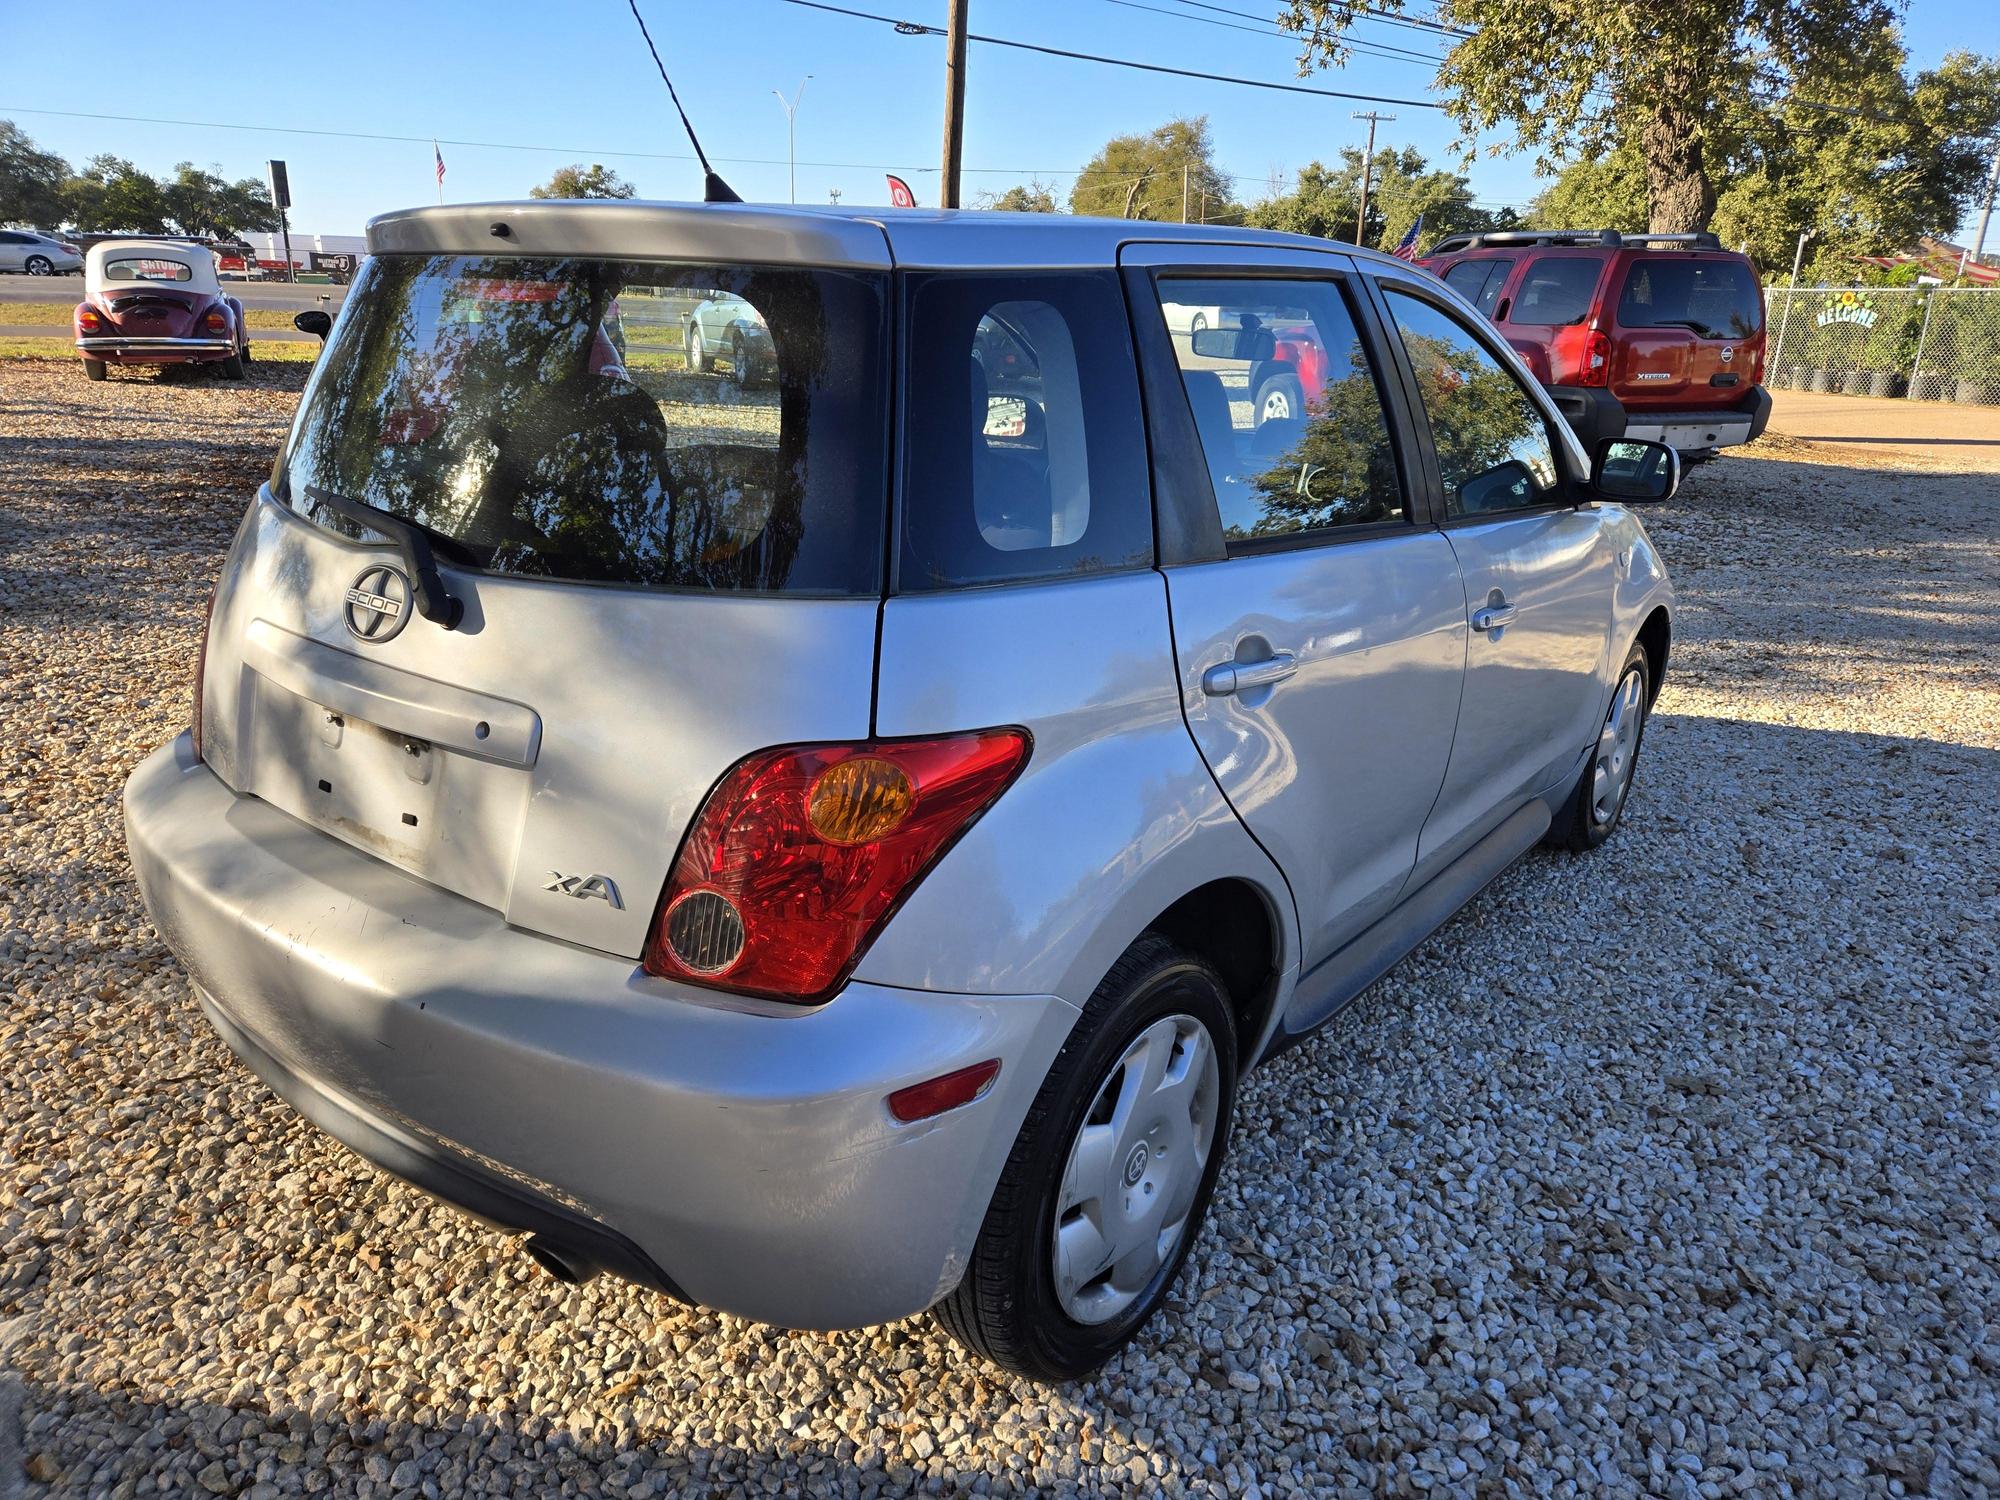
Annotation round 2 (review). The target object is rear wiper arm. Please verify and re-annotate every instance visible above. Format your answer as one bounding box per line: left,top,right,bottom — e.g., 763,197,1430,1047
305,485,465,630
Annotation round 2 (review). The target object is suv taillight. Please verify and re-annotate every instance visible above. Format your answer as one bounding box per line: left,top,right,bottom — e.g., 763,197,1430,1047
191,583,218,760
643,730,1031,1002
1580,328,1612,387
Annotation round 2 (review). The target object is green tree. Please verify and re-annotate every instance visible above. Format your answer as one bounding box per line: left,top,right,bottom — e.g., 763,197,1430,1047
1247,147,1515,251
62,155,168,234
1527,141,1649,233
162,163,278,239
982,181,1057,213
0,121,69,229
529,163,636,200
1284,0,1902,233
1070,117,1237,222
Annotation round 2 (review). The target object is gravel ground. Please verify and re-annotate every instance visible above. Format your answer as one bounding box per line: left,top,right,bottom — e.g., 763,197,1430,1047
2,358,1996,1498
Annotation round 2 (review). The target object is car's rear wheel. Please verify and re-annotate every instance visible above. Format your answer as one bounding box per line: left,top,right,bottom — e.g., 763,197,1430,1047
1190,312,1209,335
933,934,1236,1381
25,255,52,277
1253,372,1304,427
685,324,707,373
727,332,747,385
220,351,246,381
1551,641,1650,852
83,358,106,382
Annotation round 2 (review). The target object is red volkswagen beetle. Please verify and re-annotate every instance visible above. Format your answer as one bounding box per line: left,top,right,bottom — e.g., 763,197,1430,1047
73,240,250,381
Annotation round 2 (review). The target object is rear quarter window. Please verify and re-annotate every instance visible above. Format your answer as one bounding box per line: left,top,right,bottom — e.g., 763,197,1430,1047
1507,256,1602,326
899,270,1152,591
1441,257,1514,318
1616,259,1763,339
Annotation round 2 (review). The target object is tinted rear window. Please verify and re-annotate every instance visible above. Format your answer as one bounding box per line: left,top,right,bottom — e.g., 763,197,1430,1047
1507,256,1601,325
275,254,890,595
1616,259,1763,340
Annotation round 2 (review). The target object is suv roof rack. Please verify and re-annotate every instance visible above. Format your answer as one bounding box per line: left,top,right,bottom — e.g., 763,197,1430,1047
1427,228,1725,255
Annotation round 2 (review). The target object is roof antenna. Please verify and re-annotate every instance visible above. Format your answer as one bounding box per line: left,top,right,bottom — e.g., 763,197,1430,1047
626,0,742,203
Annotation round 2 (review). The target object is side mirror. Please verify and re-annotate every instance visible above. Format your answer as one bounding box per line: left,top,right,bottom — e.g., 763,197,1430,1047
294,310,332,342
1590,437,1680,503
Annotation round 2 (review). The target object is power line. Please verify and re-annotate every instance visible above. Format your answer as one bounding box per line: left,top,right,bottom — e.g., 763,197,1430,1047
1097,0,1447,67
778,0,1447,108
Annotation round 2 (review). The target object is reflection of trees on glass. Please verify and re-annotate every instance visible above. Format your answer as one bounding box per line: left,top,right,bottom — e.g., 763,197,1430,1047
277,255,887,594
1385,293,1557,516
1244,339,1401,536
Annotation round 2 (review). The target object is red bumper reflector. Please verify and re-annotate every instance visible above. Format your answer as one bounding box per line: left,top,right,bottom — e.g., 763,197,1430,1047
887,1059,1001,1123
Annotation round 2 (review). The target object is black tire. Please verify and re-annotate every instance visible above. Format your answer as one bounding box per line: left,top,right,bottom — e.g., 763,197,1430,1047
1252,371,1305,427
220,352,246,381
240,340,253,364
727,332,747,386
83,358,107,382
24,255,52,277
1550,640,1651,852
1190,312,1209,335
685,324,707,373
933,934,1238,1381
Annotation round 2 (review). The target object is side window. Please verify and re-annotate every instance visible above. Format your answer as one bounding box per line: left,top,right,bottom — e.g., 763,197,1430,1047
1442,257,1513,319
1509,256,1601,326
1155,276,1405,544
1382,289,1563,520
901,271,1152,590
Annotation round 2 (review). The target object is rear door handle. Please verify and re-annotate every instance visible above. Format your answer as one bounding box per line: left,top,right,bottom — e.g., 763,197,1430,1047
1471,602,1518,634
1203,652,1298,696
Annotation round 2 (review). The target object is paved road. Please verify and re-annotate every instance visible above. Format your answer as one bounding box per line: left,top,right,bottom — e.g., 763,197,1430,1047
0,277,347,313
1766,389,2000,470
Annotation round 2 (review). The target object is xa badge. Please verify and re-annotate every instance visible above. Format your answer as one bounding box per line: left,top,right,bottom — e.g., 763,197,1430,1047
344,564,411,644
544,871,623,909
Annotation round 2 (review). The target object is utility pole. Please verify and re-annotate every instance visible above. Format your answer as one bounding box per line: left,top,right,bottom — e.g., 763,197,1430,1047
773,77,812,205
1182,164,1190,223
1769,226,1814,372
1352,111,1394,248
939,0,969,209
1958,140,2000,281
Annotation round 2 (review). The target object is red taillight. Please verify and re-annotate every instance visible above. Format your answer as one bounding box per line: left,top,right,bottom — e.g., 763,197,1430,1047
77,306,105,333
1580,328,1612,388
888,1060,1002,1123
643,730,1031,1002
203,309,230,335
191,583,218,760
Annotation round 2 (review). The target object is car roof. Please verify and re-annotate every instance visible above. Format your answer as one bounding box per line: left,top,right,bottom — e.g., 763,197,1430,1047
84,239,221,293
366,199,1423,273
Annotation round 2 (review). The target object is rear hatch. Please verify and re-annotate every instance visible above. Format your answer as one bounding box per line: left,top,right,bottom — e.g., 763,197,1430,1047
198,247,893,959
104,287,201,339
1608,253,1764,411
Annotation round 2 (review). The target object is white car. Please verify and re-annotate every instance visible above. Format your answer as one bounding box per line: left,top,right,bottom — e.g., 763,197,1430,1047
0,228,83,276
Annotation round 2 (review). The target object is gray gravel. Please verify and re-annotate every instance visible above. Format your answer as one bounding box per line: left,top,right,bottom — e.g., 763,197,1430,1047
3,360,1997,1497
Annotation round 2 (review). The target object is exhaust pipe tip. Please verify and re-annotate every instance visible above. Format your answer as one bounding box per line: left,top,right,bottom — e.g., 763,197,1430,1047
523,1234,597,1286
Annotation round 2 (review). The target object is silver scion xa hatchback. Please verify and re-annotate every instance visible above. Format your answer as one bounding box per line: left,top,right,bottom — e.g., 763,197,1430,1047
124,202,1680,1381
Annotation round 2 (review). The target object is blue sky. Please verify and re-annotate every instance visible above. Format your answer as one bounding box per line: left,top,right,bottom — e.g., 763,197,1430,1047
3,0,1996,241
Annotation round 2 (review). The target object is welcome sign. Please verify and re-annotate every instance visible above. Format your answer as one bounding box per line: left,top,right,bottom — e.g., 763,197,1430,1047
1816,292,1880,329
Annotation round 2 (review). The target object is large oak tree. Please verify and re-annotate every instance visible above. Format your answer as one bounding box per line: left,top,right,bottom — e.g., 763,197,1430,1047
1283,0,1903,233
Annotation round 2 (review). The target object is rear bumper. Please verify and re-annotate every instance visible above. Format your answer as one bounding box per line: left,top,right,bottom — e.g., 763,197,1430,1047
123,736,1080,1329
1619,386,1771,451
77,336,236,364
1545,385,1628,449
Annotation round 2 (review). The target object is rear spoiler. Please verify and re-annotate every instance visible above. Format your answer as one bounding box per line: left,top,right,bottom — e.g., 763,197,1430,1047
1428,229,1724,255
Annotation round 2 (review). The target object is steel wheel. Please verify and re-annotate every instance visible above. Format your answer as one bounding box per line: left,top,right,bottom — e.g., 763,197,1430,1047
1260,387,1292,421
1051,1012,1221,1325
1591,666,1646,825
1190,312,1208,335
686,324,705,372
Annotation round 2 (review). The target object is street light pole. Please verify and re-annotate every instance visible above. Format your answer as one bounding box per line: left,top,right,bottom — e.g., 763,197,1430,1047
1958,139,2000,281
1352,110,1395,248
773,77,811,205
1769,226,1814,372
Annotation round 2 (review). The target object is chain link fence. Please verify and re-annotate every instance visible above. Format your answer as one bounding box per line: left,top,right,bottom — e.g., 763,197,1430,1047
1764,286,2000,405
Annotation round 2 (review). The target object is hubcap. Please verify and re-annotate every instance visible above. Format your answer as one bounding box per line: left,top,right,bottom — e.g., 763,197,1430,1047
1051,1013,1220,1325
1591,668,1646,825
1261,390,1291,421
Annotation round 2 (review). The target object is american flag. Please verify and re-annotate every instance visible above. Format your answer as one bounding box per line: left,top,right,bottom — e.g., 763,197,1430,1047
434,142,447,189
1391,216,1423,260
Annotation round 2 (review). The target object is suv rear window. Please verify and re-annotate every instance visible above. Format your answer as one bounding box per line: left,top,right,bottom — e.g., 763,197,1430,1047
1616,259,1763,340
1507,256,1601,326
275,254,890,596
1441,257,1513,318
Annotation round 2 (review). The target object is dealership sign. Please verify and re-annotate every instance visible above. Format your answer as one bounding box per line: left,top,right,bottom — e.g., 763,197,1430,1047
1817,292,1879,329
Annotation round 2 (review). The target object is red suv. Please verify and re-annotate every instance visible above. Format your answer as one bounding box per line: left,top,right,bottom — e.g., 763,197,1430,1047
1421,230,1771,459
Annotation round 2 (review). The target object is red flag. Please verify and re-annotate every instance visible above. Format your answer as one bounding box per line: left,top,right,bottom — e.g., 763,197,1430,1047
886,175,917,209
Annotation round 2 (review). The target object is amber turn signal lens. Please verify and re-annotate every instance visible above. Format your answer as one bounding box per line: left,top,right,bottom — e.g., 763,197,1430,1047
807,756,915,845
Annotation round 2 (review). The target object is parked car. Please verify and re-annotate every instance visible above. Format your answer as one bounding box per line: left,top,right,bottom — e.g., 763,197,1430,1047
683,290,772,383
73,240,249,381
0,228,83,276
1421,230,1771,459
123,202,1680,1381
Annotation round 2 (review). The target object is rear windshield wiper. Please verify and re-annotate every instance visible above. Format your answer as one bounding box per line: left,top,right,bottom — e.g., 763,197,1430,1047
305,485,465,630
1647,319,1725,336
